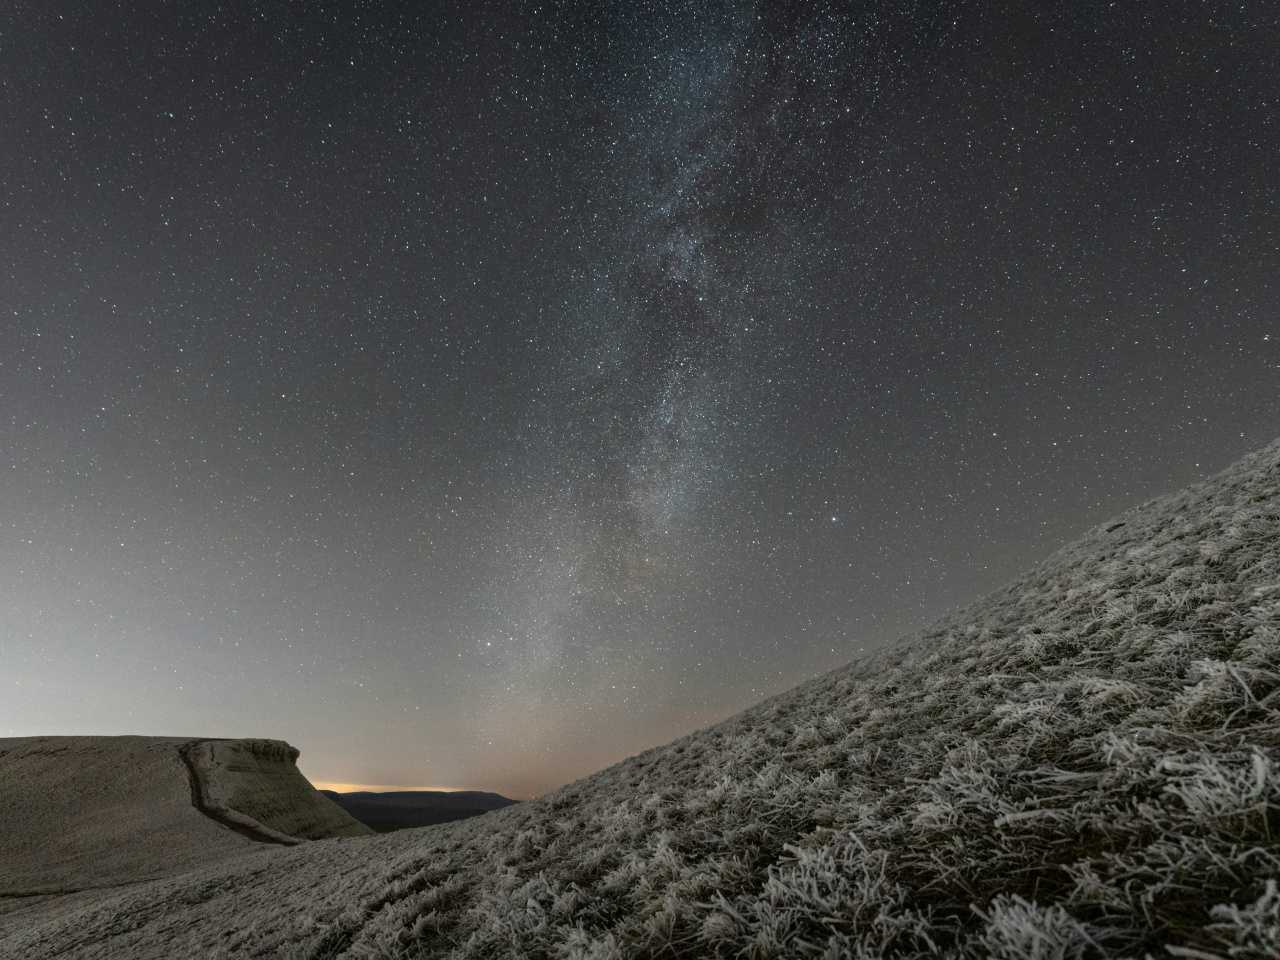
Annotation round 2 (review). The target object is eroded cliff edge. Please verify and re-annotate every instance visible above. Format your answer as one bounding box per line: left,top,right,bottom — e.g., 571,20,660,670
180,738,370,844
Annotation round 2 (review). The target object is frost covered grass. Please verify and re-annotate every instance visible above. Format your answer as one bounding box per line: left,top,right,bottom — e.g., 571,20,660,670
3,438,1279,959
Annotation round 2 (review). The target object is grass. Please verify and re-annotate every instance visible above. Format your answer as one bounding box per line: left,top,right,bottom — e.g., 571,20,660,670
4,438,1278,959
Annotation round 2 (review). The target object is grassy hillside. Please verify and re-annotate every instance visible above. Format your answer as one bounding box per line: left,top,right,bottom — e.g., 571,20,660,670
3,438,1278,959
0,737,265,898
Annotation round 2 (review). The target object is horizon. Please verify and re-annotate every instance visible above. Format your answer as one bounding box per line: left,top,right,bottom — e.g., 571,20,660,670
308,781,498,796
3,1,1278,800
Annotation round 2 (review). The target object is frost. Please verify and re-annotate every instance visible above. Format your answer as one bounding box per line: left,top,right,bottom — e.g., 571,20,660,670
5,438,1280,959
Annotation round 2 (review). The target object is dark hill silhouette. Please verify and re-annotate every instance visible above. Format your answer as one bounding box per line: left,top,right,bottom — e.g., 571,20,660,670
319,789,516,832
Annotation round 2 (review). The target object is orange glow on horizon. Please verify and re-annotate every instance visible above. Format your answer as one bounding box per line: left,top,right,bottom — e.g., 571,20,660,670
310,781,470,794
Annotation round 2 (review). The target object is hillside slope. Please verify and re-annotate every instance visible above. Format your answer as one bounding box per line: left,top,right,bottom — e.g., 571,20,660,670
0,737,369,900
4,438,1278,959
0,737,260,899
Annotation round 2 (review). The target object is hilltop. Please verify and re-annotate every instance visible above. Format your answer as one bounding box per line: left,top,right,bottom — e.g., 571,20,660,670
2,439,1278,959
0,737,368,922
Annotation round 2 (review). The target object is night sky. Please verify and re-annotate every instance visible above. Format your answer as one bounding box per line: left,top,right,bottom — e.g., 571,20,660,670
2,1,1277,799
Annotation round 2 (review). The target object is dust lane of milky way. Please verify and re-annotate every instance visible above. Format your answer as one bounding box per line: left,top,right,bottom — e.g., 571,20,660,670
1,1,1277,798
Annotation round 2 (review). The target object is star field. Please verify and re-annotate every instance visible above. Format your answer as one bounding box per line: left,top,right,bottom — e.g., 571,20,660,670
2,1,1277,798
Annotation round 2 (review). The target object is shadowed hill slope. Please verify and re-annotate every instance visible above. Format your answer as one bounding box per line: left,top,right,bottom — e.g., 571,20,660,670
321,790,517,832
0,737,369,899
3,438,1278,959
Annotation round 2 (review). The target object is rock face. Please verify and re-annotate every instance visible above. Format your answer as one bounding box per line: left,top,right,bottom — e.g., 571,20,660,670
0,736,369,900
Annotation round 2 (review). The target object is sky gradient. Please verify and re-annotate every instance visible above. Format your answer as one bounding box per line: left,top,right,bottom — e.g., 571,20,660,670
2,1,1277,798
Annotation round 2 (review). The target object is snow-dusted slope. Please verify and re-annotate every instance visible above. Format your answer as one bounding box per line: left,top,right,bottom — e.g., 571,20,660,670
183,738,373,843
0,737,369,899
4,439,1279,959
1,737,252,898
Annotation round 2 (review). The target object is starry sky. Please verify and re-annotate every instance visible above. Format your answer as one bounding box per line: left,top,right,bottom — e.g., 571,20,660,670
2,1,1277,799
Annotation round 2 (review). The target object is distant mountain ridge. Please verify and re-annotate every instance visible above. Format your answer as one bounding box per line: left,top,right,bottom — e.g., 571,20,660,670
319,789,516,832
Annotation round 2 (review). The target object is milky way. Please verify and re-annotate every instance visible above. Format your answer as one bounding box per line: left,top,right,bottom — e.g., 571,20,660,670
2,1,1277,797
